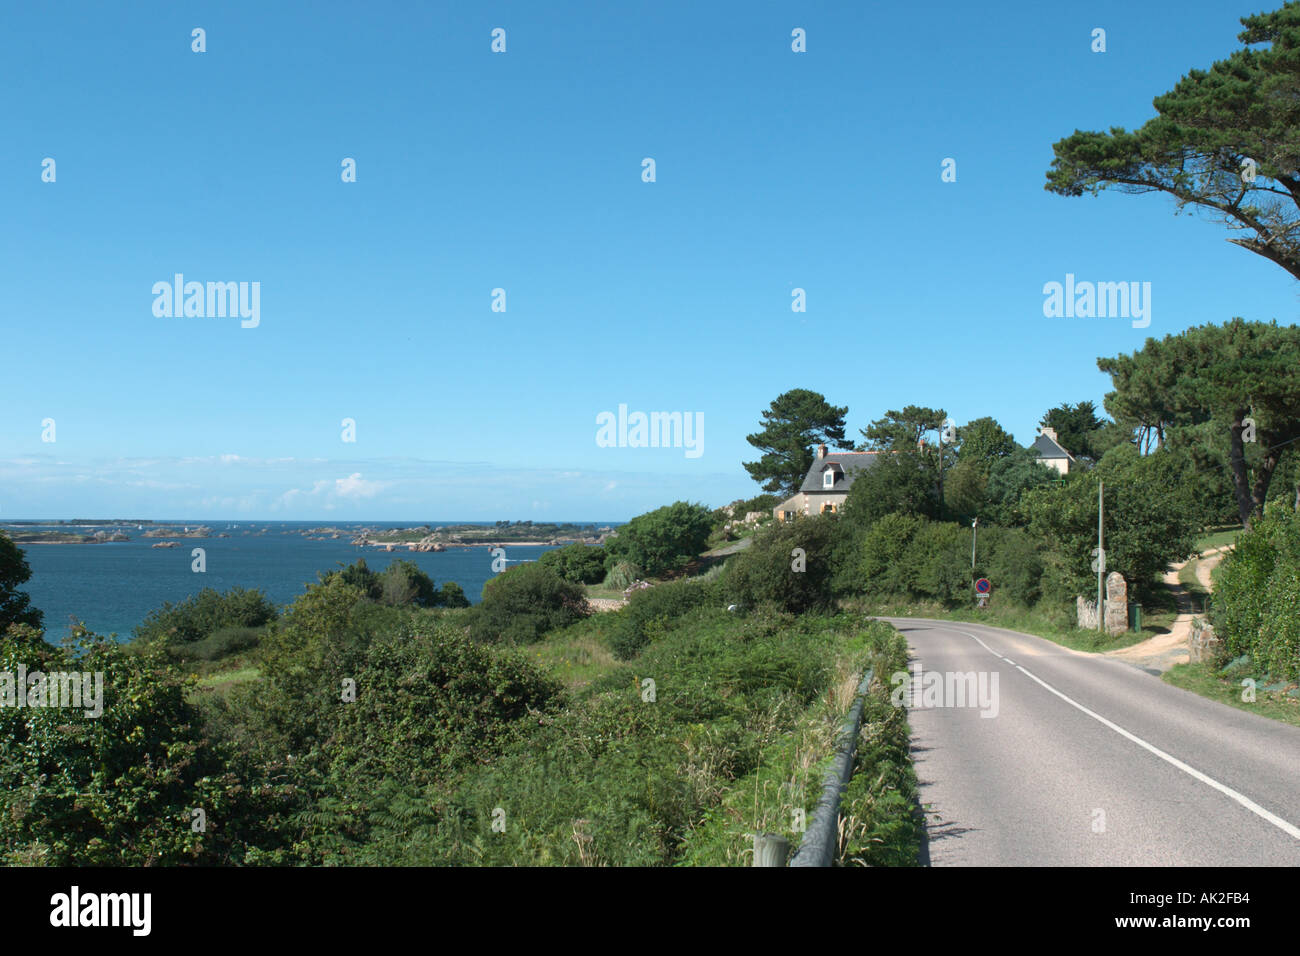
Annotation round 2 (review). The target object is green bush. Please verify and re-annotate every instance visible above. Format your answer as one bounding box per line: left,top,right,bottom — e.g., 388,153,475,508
605,501,713,576
438,581,470,608
979,525,1046,607
609,577,720,660
0,628,290,865
902,521,970,606
134,586,278,645
725,515,837,614
167,625,264,662
325,558,466,608
404,610,862,866
538,543,608,584
1211,506,1300,678
0,532,42,632
855,513,924,596
470,562,591,644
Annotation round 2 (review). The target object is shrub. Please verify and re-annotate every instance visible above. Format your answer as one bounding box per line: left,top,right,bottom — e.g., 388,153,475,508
604,501,713,576
326,558,462,608
1212,506,1300,678
609,578,720,660
376,560,437,607
167,625,264,662
134,586,278,645
856,513,924,597
903,521,970,606
471,562,591,644
437,581,470,608
978,525,1045,607
725,515,837,614
0,532,42,632
0,628,288,865
538,543,608,584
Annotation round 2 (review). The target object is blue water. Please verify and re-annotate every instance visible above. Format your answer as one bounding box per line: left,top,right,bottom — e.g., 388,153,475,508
8,522,567,641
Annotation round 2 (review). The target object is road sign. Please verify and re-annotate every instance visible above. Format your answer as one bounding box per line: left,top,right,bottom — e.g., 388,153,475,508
975,578,991,594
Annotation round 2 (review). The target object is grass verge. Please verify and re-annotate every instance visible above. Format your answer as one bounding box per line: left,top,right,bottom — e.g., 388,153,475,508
1163,661,1300,729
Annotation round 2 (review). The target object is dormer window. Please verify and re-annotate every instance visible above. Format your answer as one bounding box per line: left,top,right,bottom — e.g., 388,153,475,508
823,469,835,489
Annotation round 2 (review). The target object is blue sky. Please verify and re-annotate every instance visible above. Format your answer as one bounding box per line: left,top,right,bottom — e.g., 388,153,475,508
2,0,1296,520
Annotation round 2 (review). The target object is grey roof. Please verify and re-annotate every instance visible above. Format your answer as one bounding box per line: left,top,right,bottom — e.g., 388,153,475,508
798,452,882,494
1032,434,1074,460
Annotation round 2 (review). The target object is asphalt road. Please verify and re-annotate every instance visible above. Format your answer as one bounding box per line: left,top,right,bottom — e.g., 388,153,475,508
880,617,1300,866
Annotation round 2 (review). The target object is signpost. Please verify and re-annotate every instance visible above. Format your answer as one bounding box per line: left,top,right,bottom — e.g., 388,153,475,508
975,577,991,608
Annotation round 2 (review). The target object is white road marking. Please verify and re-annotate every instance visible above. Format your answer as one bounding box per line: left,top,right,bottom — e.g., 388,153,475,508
912,620,1300,843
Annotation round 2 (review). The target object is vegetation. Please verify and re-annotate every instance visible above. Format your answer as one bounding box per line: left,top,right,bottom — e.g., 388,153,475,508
1210,505,1300,679
469,562,591,644
726,515,837,614
603,501,713,577
1046,3,1300,283
133,586,277,646
0,532,42,632
1098,320,1300,529
743,389,853,497
322,558,470,609
537,543,608,584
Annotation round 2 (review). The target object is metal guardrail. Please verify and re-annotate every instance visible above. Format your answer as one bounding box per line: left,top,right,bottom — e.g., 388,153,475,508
787,666,876,867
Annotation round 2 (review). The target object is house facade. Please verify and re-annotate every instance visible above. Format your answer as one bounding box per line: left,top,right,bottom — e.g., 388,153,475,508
1032,426,1075,474
773,444,881,519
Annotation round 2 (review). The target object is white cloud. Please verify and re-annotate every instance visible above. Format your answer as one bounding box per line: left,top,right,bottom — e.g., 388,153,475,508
334,473,384,499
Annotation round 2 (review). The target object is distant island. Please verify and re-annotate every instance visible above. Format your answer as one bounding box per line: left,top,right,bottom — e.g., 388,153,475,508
6,529,131,544
0,520,614,548
2,519,157,526
330,520,613,551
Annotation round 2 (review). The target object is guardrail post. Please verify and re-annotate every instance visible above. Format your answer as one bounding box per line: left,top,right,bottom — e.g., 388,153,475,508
752,833,790,866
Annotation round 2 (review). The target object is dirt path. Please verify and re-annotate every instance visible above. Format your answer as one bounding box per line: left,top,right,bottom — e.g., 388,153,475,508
1104,545,1232,675
1196,546,1230,590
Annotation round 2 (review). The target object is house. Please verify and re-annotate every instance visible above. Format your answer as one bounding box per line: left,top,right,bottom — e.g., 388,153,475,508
1032,426,1075,475
773,444,882,519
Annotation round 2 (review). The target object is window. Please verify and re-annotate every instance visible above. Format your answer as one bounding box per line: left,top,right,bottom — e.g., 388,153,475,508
823,469,834,489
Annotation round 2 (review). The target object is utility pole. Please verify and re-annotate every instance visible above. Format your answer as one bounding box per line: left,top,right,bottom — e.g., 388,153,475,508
971,517,978,574
1097,481,1104,633
937,426,945,521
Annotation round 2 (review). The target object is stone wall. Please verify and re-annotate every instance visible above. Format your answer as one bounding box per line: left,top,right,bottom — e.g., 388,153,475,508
1076,572,1129,635
1189,618,1221,663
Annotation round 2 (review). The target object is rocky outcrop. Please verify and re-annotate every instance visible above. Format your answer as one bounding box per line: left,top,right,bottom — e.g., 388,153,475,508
143,526,212,539
86,530,129,543
151,541,181,549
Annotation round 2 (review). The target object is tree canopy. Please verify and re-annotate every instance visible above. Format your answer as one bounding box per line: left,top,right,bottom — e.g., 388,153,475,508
604,501,714,576
743,389,852,497
0,534,43,634
1098,318,1300,528
858,405,947,451
1046,3,1300,279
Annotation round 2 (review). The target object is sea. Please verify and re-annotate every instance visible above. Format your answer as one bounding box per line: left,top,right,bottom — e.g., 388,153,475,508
6,521,568,642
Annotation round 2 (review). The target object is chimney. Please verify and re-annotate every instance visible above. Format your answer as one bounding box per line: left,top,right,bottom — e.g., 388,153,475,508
1041,426,1057,441
817,444,827,459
